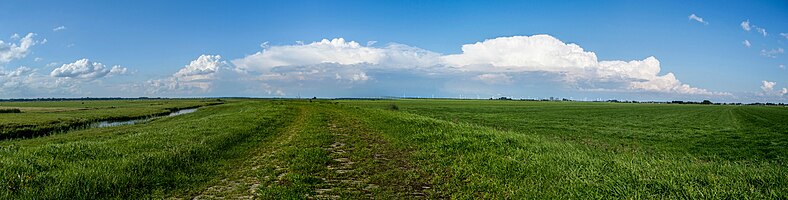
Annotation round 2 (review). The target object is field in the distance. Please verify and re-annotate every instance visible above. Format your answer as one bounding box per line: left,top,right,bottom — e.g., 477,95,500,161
0,99,786,199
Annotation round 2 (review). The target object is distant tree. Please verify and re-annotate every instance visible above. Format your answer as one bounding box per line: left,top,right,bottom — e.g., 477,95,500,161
701,100,712,104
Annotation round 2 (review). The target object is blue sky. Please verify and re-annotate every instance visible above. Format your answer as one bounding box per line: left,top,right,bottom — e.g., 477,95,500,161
0,0,786,102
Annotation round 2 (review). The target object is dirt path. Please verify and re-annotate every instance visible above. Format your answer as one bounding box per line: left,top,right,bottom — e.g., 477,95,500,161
191,106,308,199
189,103,431,199
309,107,431,199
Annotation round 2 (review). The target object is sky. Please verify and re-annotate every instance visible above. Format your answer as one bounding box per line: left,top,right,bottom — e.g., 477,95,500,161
0,0,786,102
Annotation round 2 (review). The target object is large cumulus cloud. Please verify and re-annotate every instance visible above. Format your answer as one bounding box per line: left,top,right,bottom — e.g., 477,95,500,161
221,35,728,97
443,35,726,95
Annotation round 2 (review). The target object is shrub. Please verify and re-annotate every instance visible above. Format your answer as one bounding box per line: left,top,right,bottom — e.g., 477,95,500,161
0,108,21,113
387,104,399,111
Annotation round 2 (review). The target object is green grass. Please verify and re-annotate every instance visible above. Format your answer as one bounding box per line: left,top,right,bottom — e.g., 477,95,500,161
0,99,786,199
341,99,788,198
0,100,293,199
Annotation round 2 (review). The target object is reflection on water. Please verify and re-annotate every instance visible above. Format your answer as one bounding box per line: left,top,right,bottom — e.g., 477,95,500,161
91,108,198,128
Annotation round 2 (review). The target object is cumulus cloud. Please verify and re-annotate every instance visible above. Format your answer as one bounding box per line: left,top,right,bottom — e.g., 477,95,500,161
443,35,597,72
53,26,66,32
146,54,226,94
760,80,786,96
761,80,776,91
0,33,38,63
761,48,784,58
50,59,128,80
442,35,726,95
228,35,728,96
743,40,751,48
688,14,708,25
174,54,223,81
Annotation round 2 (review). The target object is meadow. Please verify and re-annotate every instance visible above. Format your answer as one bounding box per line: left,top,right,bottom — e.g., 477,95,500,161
0,99,785,199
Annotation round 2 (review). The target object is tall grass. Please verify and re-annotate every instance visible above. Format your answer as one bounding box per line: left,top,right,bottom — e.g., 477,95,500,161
0,101,294,199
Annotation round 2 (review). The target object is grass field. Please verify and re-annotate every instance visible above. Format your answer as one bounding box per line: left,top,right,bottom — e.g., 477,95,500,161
0,99,786,199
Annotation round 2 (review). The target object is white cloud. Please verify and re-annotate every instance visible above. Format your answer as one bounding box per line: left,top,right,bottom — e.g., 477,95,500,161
760,80,787,96
0,34,720,98
50,59,128,80
147,54,226,94
53,26,66,32
0,33,38,63
232,38,441,72
741,20,751,31
0,66,81,97
780,64,785,69
761,48,784,58
174,54,223,81
688,14,708,25
473,73,512,84
781,33,788,40
742,40,751,48
756,27,767,37
761,80,776,91
442,35,725,95
34,57,42,62
443,35,597,73
741,20,767,36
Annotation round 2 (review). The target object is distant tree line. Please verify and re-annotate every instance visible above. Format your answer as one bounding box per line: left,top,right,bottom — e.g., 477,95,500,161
0,97,167,102
487,97,786,106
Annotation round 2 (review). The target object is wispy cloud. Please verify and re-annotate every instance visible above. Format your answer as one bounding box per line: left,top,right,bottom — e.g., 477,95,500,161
0,33,39,63
688,14,708,25
741,20,767,36
53,26,66,32
742,40,751,48
755,27,767,36
761,48,784,58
